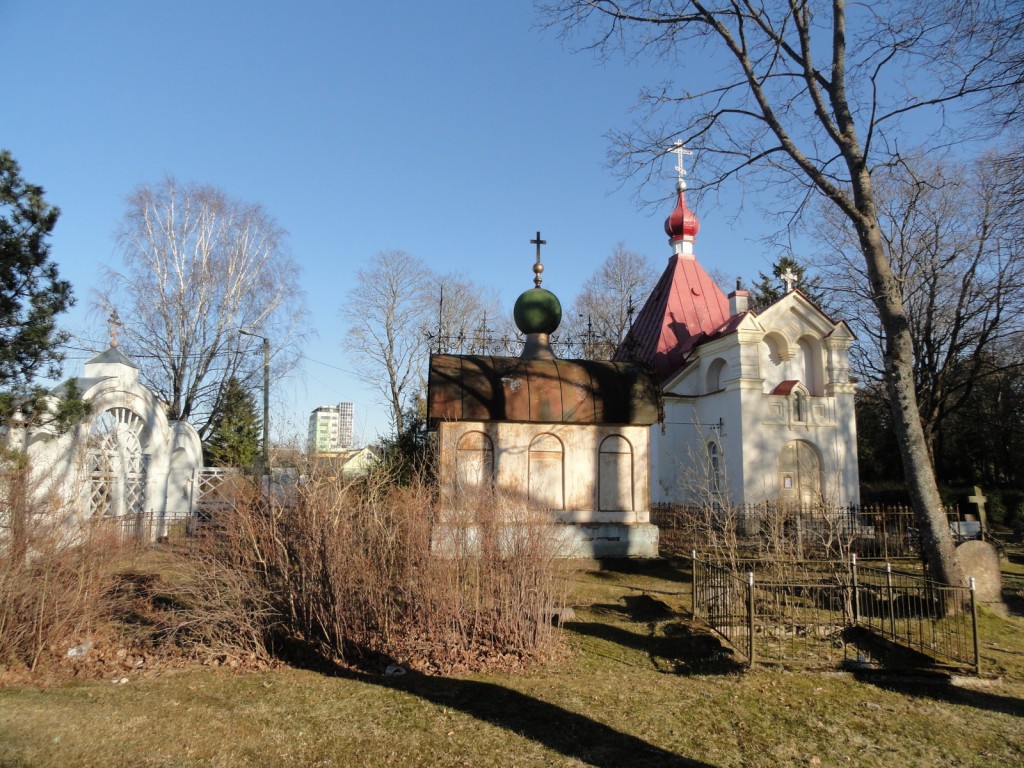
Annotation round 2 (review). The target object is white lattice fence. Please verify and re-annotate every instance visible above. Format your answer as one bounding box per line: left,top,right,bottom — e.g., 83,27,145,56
193,467,243,524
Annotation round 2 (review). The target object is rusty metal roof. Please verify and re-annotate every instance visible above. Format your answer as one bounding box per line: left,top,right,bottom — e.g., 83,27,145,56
427,354,660,426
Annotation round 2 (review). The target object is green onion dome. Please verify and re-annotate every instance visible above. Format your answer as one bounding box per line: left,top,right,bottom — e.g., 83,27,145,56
514,287,562,335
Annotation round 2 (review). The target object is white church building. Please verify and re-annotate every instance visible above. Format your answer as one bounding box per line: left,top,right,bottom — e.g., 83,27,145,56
616,154,860,510
3,339,205,540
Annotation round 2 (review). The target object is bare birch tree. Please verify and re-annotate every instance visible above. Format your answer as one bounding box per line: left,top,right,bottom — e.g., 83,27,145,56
542,0,1022,587
426,272,508,356
342,250,434,437
96,177,308,439
343,252,509,437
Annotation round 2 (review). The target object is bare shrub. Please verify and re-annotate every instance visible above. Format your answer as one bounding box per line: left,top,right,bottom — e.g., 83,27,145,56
0,454,276,681
1,449,567,681
217,463,567,674
0,450,126,671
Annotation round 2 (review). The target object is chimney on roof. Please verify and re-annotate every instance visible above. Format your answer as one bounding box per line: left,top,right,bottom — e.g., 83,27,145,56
728,289,749,316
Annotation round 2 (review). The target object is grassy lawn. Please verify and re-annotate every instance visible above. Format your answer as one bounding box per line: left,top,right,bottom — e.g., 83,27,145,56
2,556,1023,768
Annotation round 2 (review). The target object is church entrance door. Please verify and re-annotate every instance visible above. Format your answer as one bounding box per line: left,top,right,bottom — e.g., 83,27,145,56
778,440,820,508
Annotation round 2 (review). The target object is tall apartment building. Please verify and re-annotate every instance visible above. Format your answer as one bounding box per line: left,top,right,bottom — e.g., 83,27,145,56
307,402,354,454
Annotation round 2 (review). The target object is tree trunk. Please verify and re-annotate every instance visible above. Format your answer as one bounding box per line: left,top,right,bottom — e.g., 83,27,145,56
854,177,965,590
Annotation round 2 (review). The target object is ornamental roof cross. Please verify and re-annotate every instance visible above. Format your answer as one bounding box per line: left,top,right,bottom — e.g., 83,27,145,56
781,268,798,293
530,231,547,287
673,140,693,188
108,309,123,348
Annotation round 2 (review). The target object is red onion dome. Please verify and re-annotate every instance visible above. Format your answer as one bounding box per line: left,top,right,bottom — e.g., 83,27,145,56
664,179,700,242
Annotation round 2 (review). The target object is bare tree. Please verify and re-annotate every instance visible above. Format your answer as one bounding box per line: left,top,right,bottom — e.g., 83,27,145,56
816,154,1024,464
343,251,434,437
563,243,656,360
542,0,1022,587
426,272,508,356
96,177,308,439
344,253,511,437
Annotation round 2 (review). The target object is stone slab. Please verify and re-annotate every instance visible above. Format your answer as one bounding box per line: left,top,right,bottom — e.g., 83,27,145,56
956,539,1003,604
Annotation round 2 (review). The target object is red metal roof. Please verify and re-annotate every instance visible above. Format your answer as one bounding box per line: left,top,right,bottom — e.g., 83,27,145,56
614,253,731,382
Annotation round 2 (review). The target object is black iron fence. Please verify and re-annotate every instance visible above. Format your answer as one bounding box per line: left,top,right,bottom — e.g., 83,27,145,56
853,561,979,672
655,502,974,559
692,553,980,673
111,511,194,541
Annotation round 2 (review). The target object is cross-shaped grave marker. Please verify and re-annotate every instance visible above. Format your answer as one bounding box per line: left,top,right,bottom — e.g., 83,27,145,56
968,485,989,540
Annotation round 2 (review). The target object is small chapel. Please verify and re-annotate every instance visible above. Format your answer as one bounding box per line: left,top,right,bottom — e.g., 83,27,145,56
616,146,860,510
2,323,205,540
427,238,662,558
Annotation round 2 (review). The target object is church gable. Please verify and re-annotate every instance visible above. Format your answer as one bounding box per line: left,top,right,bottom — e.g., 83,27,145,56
755,290,847,342
625,150,860,509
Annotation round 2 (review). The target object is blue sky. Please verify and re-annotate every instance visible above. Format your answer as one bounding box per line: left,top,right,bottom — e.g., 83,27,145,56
5,1,777,443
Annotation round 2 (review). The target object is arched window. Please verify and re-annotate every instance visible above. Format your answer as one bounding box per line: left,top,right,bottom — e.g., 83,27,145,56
599,435,634,511
706,358,728,393
761,332,791,390
528,433,564,511
798,336,824,396
455,430,494,504
88,407,147,518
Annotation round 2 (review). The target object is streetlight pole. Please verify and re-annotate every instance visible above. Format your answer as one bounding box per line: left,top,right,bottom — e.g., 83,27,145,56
239,329,270,477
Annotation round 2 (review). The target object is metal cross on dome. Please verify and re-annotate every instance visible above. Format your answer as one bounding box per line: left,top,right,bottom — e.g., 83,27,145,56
530,231,547,287
673,140,693,185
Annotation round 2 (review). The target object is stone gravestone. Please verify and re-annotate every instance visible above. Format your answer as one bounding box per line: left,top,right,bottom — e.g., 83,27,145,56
956,540,1004,608
967,485,989,540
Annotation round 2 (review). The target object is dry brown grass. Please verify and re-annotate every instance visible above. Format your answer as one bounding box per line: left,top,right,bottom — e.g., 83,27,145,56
2,555,1023,767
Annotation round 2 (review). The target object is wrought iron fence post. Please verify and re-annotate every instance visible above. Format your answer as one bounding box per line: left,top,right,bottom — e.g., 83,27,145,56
691,550,698,617
881,508,889,560
851,553,859,626
747,571,755,667
885,562,896,639
970,577,981,676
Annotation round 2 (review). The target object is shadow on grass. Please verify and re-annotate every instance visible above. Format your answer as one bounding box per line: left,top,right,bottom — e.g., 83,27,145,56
587,594,675,622
854,671,1024,718
278,638,714,768
587,556,694,587
566,619,745,676
381,673,715,767
1002,571,1024,617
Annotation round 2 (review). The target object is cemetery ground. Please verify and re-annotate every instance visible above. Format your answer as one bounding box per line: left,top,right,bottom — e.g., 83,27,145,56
2,542,1023,767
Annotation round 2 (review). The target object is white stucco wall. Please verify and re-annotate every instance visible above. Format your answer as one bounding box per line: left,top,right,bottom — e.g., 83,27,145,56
436,420,651,524
652,292,860,508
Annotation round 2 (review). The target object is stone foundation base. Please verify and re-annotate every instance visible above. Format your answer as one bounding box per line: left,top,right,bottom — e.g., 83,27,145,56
431,522,659,559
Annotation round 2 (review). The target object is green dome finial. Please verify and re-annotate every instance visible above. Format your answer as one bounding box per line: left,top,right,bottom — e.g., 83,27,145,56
514,231,562,336
514,287,562,335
